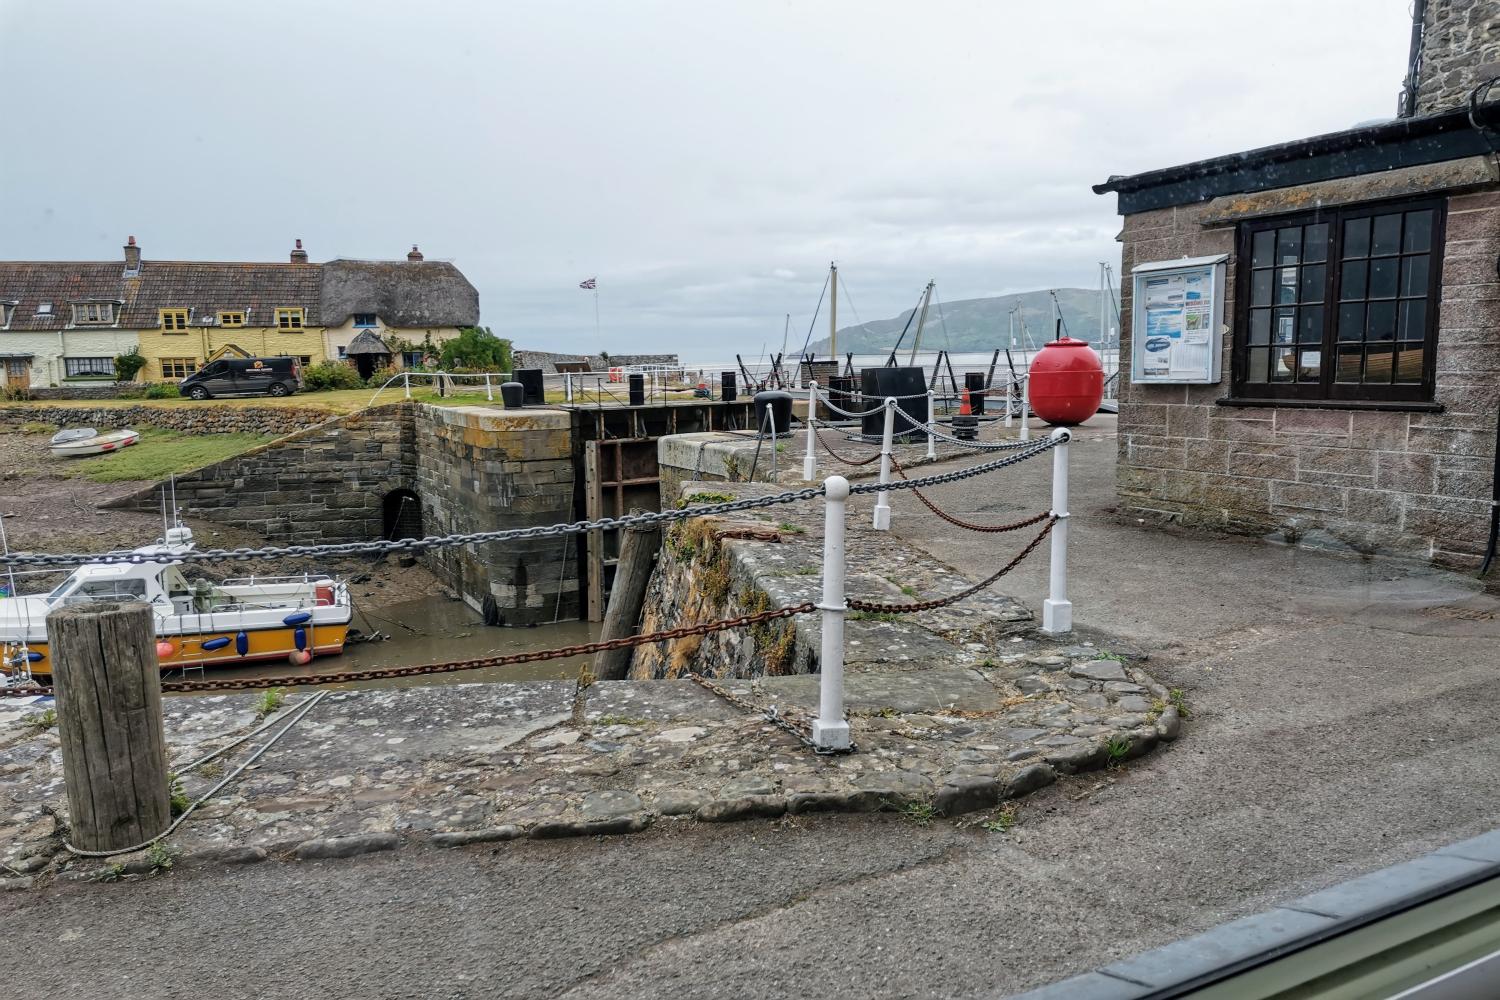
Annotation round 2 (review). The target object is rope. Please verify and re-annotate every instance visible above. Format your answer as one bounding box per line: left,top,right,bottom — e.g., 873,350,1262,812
889,454,1051,534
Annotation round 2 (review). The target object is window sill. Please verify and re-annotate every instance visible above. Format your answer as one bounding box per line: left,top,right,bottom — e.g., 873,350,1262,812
1216,397,1445,413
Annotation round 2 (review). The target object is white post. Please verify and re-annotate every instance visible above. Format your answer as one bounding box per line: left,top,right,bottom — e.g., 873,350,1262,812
925,388,937,460
802,380,818,481
484,373,493,402
403,371,411,400
872,396,895,530
1020,373,1031,442
812,474,851,751
565,372,574,403
1004,379,1014,429
1041,427,1072,635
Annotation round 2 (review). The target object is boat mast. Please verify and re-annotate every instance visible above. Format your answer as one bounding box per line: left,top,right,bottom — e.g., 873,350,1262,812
1098,262,1109,350
908,280,934,366
828,262,838,359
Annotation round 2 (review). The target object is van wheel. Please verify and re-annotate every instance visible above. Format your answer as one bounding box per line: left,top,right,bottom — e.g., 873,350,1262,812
268,383,290,397
189,386,209,401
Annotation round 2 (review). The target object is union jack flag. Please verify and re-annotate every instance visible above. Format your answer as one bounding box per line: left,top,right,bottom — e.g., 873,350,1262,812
579,277,596,290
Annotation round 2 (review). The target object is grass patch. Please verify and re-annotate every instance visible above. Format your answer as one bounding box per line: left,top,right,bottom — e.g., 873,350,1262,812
901,801,936,826
791,565,819,576
1094,649,1124,662
595,714,648,727
848,610,904,624
980,804,1019,833
1169,688,1190,718
681,491,736,506
255,687,286,719
18,421,54,434
23,707,57,730
776,522,806,535
145,842,175,872
168,775,191,816
65,428,276,483
1105,735,1132,767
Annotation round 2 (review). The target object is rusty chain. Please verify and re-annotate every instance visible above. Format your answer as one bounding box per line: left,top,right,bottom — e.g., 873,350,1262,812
814,425,884,466
685,672,856,756
889,454,1052,534
847,516,1055,614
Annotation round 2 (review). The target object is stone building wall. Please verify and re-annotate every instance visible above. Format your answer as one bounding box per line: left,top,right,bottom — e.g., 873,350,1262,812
1116,168,1499,567
1414,0,1500,115
0,402,333,437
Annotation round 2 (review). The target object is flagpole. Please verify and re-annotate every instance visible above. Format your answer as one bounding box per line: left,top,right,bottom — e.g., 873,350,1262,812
593,288,600,342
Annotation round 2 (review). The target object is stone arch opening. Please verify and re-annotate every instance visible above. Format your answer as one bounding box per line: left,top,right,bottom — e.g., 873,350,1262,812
381,488,423,540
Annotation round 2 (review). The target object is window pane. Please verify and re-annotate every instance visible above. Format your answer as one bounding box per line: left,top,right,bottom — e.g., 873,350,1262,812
1401,255,1429,297
1402,210,1432,253
1394,346,1424,383
1303,223,1329,263
1274,308,1296,344
1399,299,1427,341
1271,348,1295,381
1340,260,1367,299
1337,303,1365,342
1298,306,1323,343
1251,230,1274,268
1297,349,1321,382
1372,214,1402,256
1251,269,1273,306
1369,258,1399,298
1367,301,1397,341
1343,217,1371,258
1277,267,1298,303
1299,264,1325,303
1336,346,1363,382
1276,227,1303,265
1365,346,1394,383
1249,308,1271,345
1247,348,1269,383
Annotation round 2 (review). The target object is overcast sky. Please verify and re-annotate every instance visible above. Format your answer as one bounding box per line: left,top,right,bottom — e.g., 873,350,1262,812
0,1,1413,361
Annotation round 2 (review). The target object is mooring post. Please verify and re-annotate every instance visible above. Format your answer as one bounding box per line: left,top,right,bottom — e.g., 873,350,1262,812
593,511,661,681
813,475,851,751
565,372,574,403
925,388,937,460
49,601,170,852
872,396,896,530
1020,373,1031,442
1042,427,1073,635
403,371,411,400
802,380,819,481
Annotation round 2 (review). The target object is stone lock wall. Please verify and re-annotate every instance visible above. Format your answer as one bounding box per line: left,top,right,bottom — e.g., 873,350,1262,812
413,405,579,625
1116,165,1500,566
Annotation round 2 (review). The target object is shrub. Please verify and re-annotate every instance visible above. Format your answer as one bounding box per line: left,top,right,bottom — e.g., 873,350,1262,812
1,384,31,402
302,361,364,391
143,384,178,399
114,350,148,382
366,364,399,388
438,326,512,373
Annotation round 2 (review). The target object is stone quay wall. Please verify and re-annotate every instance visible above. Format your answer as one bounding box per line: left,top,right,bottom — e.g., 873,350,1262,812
413,405,579,625
108,405,415,543
0,402,331,437
1116,166,1499,567
1414,0,1500,115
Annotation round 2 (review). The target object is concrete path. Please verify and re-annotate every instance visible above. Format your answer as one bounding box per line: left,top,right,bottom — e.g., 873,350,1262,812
4,417,1499,999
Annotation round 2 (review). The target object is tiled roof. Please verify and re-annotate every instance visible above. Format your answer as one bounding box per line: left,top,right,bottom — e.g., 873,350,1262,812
123,262,323,328
0,262,139,331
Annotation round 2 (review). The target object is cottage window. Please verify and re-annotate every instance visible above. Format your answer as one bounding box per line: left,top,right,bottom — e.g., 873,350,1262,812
218,311,245,328
353,313,377,328
1234,198,1443,404
160,308,190,332
402,351,424,369
161,357,199,379
275,307,304,330
73,302,115,325
64,357,116,378
0,303,12,327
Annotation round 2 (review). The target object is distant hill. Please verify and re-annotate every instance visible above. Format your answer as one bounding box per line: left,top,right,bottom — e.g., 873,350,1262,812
806,287,1108,356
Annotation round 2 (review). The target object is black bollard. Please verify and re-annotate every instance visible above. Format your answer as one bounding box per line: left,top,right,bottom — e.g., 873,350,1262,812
500,381,525,408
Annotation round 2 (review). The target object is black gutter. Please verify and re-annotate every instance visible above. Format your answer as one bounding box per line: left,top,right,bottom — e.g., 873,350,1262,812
1094,100,1500,215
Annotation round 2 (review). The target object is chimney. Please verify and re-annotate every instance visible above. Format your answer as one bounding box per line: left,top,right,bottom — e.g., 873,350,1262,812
407,245,424,262
123,235,141,273
290,238,309,264
1407,0,1500,116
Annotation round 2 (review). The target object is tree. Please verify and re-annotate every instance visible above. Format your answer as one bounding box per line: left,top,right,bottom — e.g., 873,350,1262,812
438,326,513,373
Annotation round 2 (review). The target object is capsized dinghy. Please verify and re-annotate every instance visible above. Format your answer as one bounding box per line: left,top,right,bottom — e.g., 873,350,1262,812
49,427,140,457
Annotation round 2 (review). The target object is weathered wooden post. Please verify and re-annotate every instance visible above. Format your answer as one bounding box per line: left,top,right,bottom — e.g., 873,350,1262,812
49,602,170,852
592,513,661,681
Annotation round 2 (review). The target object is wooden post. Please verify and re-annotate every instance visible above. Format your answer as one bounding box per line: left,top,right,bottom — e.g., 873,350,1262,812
49,602,170,852
592,513,661,681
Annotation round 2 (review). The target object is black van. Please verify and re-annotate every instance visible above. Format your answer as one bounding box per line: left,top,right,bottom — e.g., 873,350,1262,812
179,357,303,400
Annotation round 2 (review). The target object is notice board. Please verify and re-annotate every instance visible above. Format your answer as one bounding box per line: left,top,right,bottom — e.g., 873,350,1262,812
1130,254,1227,385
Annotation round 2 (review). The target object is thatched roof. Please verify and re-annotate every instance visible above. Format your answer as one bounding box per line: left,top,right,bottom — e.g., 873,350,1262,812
345,330,393,355
320,260,478,329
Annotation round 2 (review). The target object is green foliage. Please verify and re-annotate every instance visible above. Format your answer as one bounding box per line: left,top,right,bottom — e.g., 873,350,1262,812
302,361,364,391
683,491,736,505
980,805,1018,833
901,802,936,826
145,842,175,871
24,707,57,729
366,364,399,388
2,383,32,402
1169,688,1190,719
439,326,513,372
595,714,648,727
66,429,275,484
1105,736,1132,766
143,384,177,399
113,350,148,382
168,775,191,816
848,610,903,623
19,422,54,434
256,688,286,719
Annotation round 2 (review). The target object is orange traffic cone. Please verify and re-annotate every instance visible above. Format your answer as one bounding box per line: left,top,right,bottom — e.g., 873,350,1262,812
959,387,972,416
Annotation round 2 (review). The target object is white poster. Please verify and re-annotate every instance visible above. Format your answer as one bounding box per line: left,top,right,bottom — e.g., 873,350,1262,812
1132,256,1226,384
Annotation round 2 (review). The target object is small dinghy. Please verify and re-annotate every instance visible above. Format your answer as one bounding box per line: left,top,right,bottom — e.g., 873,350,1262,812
49,427,140,457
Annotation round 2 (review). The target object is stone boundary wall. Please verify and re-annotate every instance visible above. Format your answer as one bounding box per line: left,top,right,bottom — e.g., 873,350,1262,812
0,402,332,437
512,349,590,373
29,384,128,401
1414,0,1500,115
1116,176,1499,567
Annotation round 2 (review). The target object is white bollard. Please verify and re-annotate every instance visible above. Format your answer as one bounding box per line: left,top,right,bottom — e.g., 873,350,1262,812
1041,427,1073,635
1020,374,1031,442
812,474,851,751
803,380,819,481
872,396,896,530
925,388,937,460
485,373,494,402
403,372,411,399
1004,380,1013,429
565,372,574,403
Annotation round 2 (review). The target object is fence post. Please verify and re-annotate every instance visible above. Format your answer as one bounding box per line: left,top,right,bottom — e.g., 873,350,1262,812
403,371,411,400
1004,379,1013,429
1041,427,1073,635
49,601,170,852
484,373,494,402
565,372,574,403
813,475,851,751
873,396,896,530
925,388,937,460
803,380,818,481
1020,373,1031,441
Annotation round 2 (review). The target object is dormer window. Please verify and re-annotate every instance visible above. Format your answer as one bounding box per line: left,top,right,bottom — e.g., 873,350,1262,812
36,302,52,316
218,311,245,328
160,308,190,332
353,313,377,328
73,302,115,325
0,302,14,328
275,307,304,330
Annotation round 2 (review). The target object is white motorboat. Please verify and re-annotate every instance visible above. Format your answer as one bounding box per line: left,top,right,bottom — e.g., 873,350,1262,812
49,427,141,458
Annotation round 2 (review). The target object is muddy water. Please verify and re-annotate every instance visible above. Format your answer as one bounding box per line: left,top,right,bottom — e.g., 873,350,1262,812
177,595,600,692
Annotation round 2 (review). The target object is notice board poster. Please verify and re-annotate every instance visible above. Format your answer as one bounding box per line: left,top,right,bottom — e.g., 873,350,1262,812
1131,255,1226,385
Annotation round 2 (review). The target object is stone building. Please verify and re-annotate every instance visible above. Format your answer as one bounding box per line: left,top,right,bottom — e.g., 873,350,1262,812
1094,0,1499,567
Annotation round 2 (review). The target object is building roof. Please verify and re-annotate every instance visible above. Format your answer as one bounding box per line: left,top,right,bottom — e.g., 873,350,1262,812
344,330,393,355
319,260,479,329
1094,100,1500,215
0,262,138,331
125,262,323,328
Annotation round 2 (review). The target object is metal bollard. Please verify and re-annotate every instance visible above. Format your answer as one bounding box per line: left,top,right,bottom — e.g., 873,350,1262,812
1020,374,1031,442
403,371,411,399
565,372,574,403
872,396,896,530
1041,427,1073,634
1004,380,1013,429
485,373,494,402
803,380,818,481
925,388,937,460
812,475,851,751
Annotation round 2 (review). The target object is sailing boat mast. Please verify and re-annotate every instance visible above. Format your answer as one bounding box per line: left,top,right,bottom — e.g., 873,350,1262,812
908,280,934,366
828,263,838,359
1098,262,1109,350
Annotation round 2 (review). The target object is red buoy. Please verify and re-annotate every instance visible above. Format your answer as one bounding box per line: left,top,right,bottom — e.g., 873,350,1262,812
1027,337,1104,426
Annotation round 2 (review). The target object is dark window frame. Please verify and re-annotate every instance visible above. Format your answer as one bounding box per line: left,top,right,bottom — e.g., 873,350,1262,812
1232,196,1445,404
353,313,377,328
63,356,116,378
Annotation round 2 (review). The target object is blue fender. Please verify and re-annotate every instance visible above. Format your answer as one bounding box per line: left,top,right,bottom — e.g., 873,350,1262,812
235,631,249,657
294,627,308,651
202,636,231,651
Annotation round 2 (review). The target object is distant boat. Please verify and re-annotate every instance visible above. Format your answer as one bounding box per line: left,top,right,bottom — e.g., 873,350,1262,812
49,427,140,457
